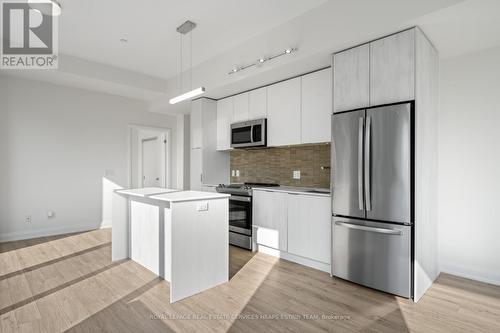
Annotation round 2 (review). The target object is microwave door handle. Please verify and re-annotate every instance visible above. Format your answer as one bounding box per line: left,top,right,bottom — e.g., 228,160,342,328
250,125,254,143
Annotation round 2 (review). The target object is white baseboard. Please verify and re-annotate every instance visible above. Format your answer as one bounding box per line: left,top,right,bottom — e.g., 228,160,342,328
0,223,111,242
100,219,112,229
255,244,331,274
440,264,500,287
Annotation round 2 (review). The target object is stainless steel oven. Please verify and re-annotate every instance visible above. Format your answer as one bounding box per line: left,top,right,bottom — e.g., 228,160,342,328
228,195,252,249
231,118,266,148
217,182,279,250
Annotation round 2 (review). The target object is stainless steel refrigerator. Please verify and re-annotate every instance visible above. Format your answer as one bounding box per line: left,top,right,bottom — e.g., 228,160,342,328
331,102,413,298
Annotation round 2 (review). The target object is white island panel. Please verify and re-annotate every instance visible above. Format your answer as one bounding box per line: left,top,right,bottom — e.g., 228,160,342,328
112,187,176,262
166,199,229,303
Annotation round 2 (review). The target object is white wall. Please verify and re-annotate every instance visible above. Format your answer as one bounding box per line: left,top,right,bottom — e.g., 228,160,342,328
0,76,179,241
439,45,500,285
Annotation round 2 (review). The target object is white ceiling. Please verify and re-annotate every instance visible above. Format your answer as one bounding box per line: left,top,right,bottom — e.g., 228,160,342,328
411,0,500,58
58,0,327,79
4,0,500,110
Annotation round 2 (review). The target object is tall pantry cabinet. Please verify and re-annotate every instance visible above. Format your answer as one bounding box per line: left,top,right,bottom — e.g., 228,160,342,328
190,98,230,190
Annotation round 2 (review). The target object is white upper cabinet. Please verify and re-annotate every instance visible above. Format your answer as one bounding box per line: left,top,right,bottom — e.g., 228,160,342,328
301,68,332,143
248,87,267,120
267,77,302,147
216,97,233,151
287,194,331,264
190,101,203,149
370,29,415,106
333,44,370,113
233,92,249,123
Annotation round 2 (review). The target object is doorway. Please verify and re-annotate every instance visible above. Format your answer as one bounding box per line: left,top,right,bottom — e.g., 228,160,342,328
141,136,162,187
129,126,171,189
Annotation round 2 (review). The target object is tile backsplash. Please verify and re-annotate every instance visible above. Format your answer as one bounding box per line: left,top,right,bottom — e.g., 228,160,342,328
230,144,331,188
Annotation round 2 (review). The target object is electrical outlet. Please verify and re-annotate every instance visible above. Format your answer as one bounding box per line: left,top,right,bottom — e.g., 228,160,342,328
25,215,32,223
236,170,240,177
231,170,236,177
196,202,209,211
293,170,301,180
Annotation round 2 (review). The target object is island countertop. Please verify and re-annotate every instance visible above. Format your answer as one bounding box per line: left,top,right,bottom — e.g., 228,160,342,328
149,190,229,203
115,187,229,202
115,187,178,198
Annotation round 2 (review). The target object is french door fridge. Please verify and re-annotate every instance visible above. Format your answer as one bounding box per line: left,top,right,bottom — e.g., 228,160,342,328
331,102,413,298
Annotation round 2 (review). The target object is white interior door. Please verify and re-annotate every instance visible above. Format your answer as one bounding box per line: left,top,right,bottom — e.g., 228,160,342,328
141,137,162,187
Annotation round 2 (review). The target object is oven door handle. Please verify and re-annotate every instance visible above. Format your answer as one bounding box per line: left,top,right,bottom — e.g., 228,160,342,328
230,195,251,202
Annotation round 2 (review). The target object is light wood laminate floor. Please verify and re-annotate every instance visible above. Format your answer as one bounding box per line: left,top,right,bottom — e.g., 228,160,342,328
1,229,499,332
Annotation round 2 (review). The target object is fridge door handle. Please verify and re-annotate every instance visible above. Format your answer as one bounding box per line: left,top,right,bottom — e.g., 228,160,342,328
364,116,372,211
335,221,402,235
358,117,364,211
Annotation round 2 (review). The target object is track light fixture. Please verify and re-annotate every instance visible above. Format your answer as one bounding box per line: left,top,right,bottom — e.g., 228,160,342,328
228,47,297,75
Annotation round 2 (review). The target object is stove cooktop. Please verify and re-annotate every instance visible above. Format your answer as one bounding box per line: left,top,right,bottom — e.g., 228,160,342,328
216,182,279,196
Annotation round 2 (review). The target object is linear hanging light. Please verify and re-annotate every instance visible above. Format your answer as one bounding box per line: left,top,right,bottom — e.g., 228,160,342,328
169,87,205,105
228,47,297,75
170,20,205,104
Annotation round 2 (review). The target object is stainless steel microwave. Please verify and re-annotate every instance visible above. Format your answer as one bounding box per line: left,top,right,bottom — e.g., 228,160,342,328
231,118,267,148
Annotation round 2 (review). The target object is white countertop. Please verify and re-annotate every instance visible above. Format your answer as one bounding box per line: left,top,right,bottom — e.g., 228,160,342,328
116,188,229,203
253,186,331,197
150,190,230,203
115,187,179,197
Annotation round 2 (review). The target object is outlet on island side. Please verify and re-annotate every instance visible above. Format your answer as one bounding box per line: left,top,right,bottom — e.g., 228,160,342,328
25,215,32,223
293,170,301,180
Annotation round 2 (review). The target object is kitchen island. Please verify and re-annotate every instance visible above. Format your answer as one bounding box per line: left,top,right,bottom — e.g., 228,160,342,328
112,187,229,303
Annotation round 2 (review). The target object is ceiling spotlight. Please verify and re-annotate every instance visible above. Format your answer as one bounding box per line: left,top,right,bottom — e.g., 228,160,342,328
285,48,292,54
258,58,266,63
232,68,239,73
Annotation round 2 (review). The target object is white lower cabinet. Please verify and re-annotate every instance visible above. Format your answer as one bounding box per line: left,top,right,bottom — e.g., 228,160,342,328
253,189,331,268
287,194,331,264
253,190,288,251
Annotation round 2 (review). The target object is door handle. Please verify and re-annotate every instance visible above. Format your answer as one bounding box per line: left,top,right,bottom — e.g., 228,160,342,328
335,221,401,235
364,116,372,211
358,117,364,211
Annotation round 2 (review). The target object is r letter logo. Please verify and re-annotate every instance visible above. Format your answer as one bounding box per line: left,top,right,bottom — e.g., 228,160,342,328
1,0,59,69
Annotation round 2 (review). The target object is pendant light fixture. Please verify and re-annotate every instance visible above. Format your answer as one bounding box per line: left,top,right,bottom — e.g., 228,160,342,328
169,20,205,105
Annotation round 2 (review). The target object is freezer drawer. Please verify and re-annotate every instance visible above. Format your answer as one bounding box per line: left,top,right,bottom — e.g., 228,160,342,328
332,217,411,298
